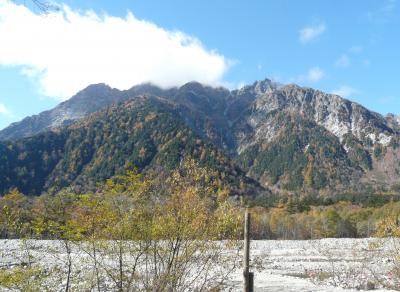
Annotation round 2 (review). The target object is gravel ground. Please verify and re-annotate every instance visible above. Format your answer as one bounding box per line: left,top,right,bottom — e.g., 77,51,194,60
231,238,398,291
1,238,399,291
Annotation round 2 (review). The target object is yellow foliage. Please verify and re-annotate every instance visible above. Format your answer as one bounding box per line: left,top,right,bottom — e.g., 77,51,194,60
139,146,146,158
303,156,314,187
144,111,157,122
0,267,44,291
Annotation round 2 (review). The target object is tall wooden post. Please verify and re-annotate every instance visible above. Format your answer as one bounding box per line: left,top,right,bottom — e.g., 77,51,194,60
243,208,253,292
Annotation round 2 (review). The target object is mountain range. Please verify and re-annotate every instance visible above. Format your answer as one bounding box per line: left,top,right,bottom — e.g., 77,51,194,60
1,78,400,198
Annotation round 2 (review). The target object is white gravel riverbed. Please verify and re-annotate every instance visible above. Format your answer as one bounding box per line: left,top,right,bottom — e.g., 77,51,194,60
1,238,399,291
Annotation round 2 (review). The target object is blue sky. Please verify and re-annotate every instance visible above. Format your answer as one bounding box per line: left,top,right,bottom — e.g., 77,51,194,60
0,0,399,129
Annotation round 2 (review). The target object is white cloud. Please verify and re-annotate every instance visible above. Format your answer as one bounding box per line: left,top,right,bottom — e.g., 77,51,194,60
0,0,230,99
335,54,350,67
0,103,10,115
332,85,358,98
307,67,324,82
299,23,326,44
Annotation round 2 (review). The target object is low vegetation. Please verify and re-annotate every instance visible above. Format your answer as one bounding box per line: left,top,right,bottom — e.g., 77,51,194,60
0,160,243,291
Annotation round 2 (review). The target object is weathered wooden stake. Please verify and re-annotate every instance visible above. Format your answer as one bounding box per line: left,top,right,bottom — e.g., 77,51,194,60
243,208,253,292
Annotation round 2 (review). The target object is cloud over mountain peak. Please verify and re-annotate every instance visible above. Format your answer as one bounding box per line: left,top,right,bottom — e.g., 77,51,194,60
0,0,229,99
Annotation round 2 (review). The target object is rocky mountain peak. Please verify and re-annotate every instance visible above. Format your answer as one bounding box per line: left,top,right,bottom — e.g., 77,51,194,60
126,82,175,98
79,82,112,92
245,83,396,146
236,78,279,97
179,81,205,92
253,78,277,95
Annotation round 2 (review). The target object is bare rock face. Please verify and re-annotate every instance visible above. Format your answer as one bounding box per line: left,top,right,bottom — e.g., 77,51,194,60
385,113,400,132
1,78,399,194
225,82,399,192
0,83,174,141
237,84,394,148
0,84,119,140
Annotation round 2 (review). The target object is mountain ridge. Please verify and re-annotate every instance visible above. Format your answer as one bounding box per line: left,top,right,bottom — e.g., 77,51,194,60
1,78,400,196
1,79,395,146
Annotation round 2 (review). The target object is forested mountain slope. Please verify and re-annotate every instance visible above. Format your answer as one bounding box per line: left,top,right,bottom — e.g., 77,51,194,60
0,95,263,196
1,78,400,196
